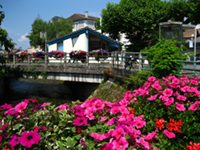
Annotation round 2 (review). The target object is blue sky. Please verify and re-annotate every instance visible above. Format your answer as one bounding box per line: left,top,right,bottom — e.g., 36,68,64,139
1,0,120,50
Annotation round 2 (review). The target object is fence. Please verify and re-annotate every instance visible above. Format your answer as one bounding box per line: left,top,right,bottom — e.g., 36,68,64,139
4,51,200,77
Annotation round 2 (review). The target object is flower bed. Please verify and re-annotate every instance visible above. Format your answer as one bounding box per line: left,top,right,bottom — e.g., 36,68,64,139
1,75,200,149
89,49,109,61
69,50,87,63
5,52,17,62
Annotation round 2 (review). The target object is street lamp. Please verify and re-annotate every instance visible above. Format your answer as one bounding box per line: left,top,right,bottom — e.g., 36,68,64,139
40,32,47,67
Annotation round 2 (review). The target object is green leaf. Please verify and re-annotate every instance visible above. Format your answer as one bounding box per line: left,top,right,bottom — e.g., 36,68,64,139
66,137,75,147
60,109,67,115
13,124,22,130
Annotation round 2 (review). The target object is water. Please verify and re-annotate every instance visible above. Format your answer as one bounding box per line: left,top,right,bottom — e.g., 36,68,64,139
1,78,99,106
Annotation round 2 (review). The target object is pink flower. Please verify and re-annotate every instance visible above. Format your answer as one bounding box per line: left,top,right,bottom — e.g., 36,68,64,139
9,135,20,147
74,105,85,116
175,102,186,111
162,88,173,97
163,129,175,139
41,102,51,107
148,76,156,82
15,101,28,112
19,131,41,148
73,117,87,126
90,132,106,141
151,83,162,91
143,129,158,141
56,103,69,112
148,94,158,101
177,95,187,101
112,127,126,139
0,103,12,109
32,126,48,132
136,137,150,149
113,137,129,150
188,102,199,111
172,78,180,85
164,97,174,106
100,143,113,150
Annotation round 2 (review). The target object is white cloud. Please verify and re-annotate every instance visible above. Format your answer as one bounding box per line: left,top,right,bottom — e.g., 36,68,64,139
18,33,28,42
196,24,200,29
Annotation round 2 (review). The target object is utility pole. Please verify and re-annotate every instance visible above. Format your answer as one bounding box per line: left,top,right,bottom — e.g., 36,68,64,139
40,32,47,69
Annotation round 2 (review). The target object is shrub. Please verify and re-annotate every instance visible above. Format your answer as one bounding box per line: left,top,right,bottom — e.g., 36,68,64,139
143,38,192,78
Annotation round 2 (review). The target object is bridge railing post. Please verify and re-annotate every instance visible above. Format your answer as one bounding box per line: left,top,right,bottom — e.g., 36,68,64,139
86,52,89,66
45,52,48,70
28,54,31,69
139,51,142,71
111,52,114,68
64,52,67,66
122,51,125,69
13,54,16,67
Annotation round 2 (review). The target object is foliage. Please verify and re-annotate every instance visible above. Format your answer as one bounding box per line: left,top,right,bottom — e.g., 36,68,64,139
129,75,200,149
99,0,192,52
0,54,6,74
186,0,200,25
47,18,73,40
124,70,150,90
143,38,192,78
0,5,15,51
26,16,73,50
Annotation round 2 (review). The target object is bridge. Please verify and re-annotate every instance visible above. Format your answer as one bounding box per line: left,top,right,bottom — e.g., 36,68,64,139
3,51,200,83
3,51,142,83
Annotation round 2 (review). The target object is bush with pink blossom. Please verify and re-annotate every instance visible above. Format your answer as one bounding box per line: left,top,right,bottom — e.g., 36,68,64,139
1,75,200,149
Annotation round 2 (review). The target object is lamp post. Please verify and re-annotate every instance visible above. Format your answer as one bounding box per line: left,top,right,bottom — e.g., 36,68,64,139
40,32,47,68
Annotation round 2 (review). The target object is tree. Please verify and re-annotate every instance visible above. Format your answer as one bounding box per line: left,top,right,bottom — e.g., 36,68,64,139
27,16,73,50
186,0,200,25
99,0,192,52
47,18,73,40
0,5,15,51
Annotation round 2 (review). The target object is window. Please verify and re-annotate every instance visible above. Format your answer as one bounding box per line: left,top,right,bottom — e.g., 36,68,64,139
72,36,79,47
75,22,79,30
57,42,63,51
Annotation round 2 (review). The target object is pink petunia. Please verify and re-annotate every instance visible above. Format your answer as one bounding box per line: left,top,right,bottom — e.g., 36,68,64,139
112,127,126,139
100,143,113,150
164,97,174,106
9,135,20,147
73,116,87,126
177,95,187,101
113,137,129,150
162,88,173,97
148,94,158,101
151,83,162,91
56,103,69,112
163,129,175,139
0,103,12,109
90,132,106,141
188,102,199,111
74,105,85,116
19,131,41,148
175,102,186,111
172,78,180,85
148,76,156,82
136,137,150,150
15,101,28,112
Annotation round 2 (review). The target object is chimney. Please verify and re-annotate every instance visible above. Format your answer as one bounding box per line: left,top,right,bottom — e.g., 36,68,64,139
85,11,88,18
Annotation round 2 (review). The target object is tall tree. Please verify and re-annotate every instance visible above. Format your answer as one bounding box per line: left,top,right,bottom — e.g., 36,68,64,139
47,18,73,40
26,15,47,50
100,0,191,52
27,16,73,50
186,0,200,25
0,5,15,51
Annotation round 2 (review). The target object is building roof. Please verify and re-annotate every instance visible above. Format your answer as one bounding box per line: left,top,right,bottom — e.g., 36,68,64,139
66,13,99,22
47,27,123,47
183,28,200,38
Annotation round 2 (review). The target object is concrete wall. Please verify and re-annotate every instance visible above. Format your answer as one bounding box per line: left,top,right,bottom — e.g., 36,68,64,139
49,43,57,52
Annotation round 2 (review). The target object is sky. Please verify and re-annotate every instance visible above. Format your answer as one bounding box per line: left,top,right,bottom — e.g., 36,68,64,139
0,0,120,50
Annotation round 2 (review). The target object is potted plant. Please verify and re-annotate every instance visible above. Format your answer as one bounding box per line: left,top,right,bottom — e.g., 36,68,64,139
89,49,109,61
69,50,87,63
